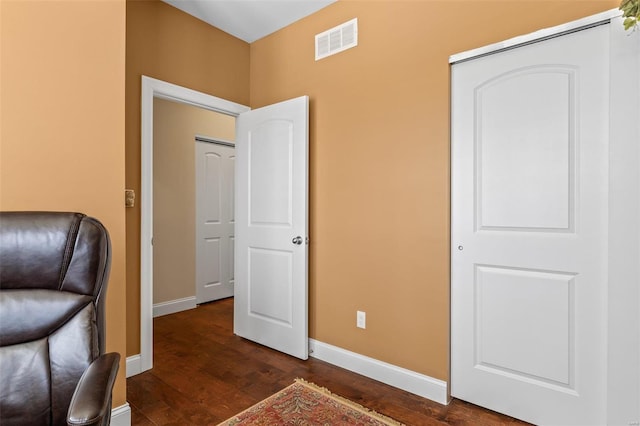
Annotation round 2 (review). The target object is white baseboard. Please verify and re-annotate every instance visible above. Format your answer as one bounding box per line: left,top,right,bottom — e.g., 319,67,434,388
126,354,141,378
111,403,131,426
309,339,449,405
153,296,197,318
126,335,448,404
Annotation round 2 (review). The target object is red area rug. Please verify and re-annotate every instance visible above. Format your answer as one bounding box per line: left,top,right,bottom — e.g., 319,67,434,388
217,378,404,425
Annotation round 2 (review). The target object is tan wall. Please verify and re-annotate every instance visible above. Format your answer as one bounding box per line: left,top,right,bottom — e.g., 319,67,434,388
153,98,234,305
1,0,127,407
126,0,249,354
249,0,618,381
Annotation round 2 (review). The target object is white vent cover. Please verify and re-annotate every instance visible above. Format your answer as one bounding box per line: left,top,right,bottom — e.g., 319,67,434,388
315,18,358,61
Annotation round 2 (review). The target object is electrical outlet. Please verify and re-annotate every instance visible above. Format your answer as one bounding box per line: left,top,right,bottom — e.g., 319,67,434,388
356,311,366,329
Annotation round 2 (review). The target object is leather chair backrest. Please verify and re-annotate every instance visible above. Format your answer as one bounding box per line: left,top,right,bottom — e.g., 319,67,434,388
0,212,111,426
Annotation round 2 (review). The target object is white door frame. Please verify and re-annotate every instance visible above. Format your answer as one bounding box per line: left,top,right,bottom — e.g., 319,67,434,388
135,76,249,375
606,13,640,422
450,9,639,423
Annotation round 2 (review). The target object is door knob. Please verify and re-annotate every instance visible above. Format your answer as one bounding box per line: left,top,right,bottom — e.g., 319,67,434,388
292,236,303,245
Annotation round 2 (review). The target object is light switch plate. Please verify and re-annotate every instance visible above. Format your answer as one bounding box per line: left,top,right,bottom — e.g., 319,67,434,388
125,189,135,208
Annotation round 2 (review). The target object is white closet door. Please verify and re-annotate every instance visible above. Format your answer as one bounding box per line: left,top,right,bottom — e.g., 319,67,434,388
451,24,609,425
195,140,235,303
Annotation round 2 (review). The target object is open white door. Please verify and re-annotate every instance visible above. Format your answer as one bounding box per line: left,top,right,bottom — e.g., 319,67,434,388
234,96,309,360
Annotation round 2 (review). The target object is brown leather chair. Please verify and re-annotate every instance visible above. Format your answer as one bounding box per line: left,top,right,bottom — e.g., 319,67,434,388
0,212,120,426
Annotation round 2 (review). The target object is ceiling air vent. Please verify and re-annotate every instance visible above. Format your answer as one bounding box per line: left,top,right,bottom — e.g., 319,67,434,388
315,18,358,61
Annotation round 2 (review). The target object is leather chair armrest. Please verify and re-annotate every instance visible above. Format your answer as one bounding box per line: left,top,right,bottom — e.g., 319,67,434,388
67,352,120,426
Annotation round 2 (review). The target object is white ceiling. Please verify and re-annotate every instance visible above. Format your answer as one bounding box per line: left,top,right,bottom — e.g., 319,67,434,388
162,0,337,43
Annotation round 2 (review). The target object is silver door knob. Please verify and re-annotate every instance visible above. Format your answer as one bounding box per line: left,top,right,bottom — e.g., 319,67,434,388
292,236,303,245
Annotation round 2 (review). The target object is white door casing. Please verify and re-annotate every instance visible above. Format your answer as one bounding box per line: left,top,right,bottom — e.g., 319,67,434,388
195,139,235,304
137,76,249,376
451,11,640,425
234,96,309,360
607,12,640,422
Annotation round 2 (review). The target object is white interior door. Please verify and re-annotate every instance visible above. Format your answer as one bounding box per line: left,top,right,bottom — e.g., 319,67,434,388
234,96,309,360
195,140,235,304
451,24,610,425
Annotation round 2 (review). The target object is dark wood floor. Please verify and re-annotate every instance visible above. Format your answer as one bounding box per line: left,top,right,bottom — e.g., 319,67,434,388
127,298,528,425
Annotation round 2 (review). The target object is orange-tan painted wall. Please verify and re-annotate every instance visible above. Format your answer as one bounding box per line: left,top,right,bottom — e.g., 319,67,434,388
126,0,249,354
250,0,618,381
1,0,127,406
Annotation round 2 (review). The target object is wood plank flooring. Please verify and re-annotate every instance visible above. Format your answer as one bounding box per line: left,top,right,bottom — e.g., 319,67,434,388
127,298,528,425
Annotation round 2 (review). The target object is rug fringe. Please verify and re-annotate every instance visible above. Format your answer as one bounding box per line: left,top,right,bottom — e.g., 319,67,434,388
294,378,406,426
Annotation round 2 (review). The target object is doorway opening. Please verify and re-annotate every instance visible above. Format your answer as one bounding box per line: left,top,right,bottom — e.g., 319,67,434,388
152,98,236,317
138,76,250,374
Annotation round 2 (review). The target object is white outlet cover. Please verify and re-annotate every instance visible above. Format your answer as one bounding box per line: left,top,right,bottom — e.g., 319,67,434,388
356,310,366,329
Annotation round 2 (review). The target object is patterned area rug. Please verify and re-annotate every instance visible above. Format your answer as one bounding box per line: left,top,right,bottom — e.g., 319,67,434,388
217,378,405,425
